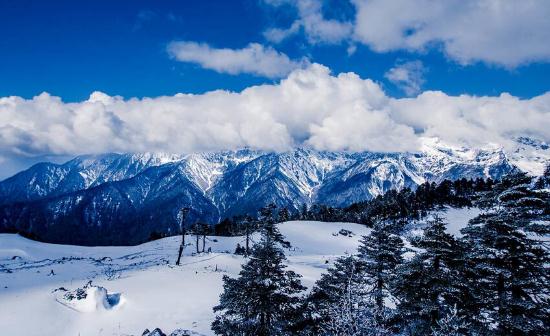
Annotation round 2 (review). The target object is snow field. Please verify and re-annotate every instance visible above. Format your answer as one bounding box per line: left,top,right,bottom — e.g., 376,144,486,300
0,221,368,336
0,211,478,335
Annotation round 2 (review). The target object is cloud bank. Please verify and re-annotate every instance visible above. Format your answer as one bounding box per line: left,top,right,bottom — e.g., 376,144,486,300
167,41,304,78
1,64,549,166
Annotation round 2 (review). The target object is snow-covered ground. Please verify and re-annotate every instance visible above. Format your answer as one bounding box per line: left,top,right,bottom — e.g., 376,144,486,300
0,221,369,336
0,212,478,335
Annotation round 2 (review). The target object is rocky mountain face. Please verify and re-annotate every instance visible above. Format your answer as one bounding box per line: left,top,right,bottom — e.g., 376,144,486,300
0,138,524,245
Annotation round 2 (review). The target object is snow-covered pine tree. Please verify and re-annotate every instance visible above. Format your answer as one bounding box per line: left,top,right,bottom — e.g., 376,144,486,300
304,254,364,335
492,171,550,232
304,254,393,336
430,305,470,336
357,222,405,330
211,221,305,336
461,172,550,335
395,216,469,335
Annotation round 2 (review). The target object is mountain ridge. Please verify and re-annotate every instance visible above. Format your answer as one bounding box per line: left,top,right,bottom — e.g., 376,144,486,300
1,137,545,245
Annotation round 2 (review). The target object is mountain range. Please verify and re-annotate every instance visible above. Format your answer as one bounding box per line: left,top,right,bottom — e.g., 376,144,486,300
0,137,547,245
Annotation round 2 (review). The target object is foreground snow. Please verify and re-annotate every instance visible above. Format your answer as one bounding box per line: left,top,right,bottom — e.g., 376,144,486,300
0,221,369,335
0,212,477,335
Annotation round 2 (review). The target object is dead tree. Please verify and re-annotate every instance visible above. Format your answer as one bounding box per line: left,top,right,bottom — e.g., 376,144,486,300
201,223,209,253
192,222,209,253
176,207,190,266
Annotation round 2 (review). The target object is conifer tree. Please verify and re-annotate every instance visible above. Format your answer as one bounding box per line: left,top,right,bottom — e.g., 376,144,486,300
357,222,404,329
277,207,291,223
212,221,305,336
259,203,290,248
460,172,550,335
304,255,365,335
305,254,393,336
395,216,468,335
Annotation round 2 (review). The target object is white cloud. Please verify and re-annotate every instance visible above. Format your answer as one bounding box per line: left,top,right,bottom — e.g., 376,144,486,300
263,0,550,67
263,0,353,44
352,0,550,67
390,91,550,150
384,60,426,96
264,21,301,44
0,64,549,168
167,41,304,78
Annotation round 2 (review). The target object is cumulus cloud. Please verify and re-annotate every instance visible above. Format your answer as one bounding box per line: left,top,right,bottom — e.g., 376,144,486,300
384,60,426,96
352,0,550,67
263,0,353,44
167,41,304,78
1,64,549,169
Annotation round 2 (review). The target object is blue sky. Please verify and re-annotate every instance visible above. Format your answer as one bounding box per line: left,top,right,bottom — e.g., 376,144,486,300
1,0,548,102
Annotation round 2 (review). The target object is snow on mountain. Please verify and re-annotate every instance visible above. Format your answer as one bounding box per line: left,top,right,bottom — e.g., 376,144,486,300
208,149,356,216
0,152,184,205
508,136,550,175
0,138,531,244
315,153,422,207
182,149,261,193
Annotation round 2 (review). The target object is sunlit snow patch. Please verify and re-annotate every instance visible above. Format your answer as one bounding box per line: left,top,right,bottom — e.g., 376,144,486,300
54,281,124,313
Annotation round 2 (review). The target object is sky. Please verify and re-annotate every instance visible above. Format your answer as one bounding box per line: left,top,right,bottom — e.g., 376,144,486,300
0,0,549,178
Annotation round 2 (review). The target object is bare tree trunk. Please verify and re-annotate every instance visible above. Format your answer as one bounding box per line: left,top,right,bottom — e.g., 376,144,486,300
176,208,189,265
196,230,200,254
176,228,185,265
202,232,206,253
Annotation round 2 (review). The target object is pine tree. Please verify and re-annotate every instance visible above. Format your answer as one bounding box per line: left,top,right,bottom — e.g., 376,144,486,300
395,216,469,335
277,207,291,223
305,255,364,335
305,254,393,336
430,305,470,336
494,171,550,235
212,222,305,336
234,243,245,255
357,222,404,329
461,173,550,335
259,204,290,248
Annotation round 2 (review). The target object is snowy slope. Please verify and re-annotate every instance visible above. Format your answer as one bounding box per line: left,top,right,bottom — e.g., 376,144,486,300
0,211,481,335
0,221,371,336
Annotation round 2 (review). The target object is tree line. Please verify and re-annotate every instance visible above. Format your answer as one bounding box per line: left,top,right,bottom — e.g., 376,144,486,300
213,177,495,238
